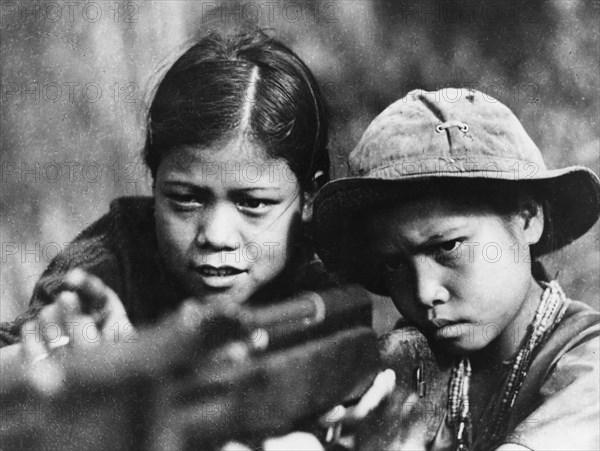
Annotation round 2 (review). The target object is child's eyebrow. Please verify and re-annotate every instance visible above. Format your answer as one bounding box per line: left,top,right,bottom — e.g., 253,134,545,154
160,180,193,188
158,181,288,197
159,181,208,192
235,187,283,193
373,225,465,254
409,226,466,251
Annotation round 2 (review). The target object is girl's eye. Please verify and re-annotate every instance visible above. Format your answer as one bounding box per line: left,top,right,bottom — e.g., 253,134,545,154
237,199,271,214
169,194,203,209
239,199,265,209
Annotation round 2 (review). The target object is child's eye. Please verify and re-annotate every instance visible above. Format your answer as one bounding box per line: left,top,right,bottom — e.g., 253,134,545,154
169,194,203,210
237,198,272,214
383,255,407,273
439,239,462,252
433,239,464,262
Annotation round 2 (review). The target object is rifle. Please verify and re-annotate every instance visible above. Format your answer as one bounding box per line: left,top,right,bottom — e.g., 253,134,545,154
0,285,381,450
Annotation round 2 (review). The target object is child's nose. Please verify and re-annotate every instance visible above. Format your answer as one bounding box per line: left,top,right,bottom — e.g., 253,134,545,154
413,257,449,308
196,203,240,250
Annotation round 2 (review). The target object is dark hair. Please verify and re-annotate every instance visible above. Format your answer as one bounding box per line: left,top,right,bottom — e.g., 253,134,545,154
342,178,557,294
143,30,329,191
413,179,555,259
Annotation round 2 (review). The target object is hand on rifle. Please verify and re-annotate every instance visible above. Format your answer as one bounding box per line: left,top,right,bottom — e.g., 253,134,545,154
222,369,396,451
316,368,397,449
21,268,134,365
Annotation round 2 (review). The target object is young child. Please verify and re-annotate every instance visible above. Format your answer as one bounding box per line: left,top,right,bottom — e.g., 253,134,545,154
0,29,333,355
313,88,600,450
0,30,394,450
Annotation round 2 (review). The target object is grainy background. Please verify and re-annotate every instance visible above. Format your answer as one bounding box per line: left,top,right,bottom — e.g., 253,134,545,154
1,0,598,332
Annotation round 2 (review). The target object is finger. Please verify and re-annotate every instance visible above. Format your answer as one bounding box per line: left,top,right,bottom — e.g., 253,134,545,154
38,303,66,348
263,432,325,451
98,285,130,338
21,320,48,364
27,356,65,396
63,269,128,329
73,313,102,347
346,369,396,421
317,405,346,445
319,404,347,427
20,323,65,396
220,442,253,451
62,269,108,316
54,290,82,345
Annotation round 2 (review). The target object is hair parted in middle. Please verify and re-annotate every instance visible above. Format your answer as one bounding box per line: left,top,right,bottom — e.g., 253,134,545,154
144,29,329,191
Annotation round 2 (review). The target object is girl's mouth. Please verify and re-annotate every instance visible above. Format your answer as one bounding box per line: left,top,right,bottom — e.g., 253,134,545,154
196,265,246,277
194,265,248,289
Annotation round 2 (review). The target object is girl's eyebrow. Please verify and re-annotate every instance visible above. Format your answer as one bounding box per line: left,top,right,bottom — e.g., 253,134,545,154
160,181,279,190
236,187,282,193
160,180,191,187
159,181,288,197
159,181,207,192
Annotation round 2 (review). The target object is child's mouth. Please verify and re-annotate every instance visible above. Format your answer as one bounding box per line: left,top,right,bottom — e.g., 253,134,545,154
431,318,457,329
194,265,248,289
430,320,469,340
196,265,245,277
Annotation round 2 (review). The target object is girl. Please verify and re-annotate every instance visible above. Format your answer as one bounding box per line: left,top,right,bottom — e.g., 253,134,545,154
0,30,392,451
313,88,600,450
0,29,332,359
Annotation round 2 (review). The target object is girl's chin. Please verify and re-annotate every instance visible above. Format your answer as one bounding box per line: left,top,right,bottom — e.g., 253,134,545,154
185,284,249,305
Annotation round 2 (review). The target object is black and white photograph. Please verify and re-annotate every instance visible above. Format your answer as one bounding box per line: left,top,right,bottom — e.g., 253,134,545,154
1,1,599,450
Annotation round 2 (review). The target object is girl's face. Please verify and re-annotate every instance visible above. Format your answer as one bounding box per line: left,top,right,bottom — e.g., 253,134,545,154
363,196,544,356
153,138,308,306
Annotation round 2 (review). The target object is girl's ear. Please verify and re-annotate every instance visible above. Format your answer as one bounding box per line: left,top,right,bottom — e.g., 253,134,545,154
301,170,326,222
518,195,544,245
302,192,314,222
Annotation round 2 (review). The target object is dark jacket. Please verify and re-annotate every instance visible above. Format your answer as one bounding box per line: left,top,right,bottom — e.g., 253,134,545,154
0,197,335,347
358,298,600,450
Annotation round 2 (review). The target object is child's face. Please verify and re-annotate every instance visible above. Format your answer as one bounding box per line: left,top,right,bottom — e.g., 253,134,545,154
363,196,542,355
153,138,307,306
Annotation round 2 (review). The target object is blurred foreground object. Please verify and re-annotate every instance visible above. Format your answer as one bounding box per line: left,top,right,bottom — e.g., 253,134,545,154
1,285,379,450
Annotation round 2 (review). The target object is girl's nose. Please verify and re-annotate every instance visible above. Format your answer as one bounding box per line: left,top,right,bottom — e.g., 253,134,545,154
196,203,240,250
413,257,450,308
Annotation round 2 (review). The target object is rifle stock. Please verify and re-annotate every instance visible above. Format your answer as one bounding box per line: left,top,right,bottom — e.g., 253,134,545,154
0,285,380,450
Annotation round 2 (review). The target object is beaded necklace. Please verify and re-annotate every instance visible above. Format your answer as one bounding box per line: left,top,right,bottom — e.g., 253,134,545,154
446,357,472,450
445,280,569,451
